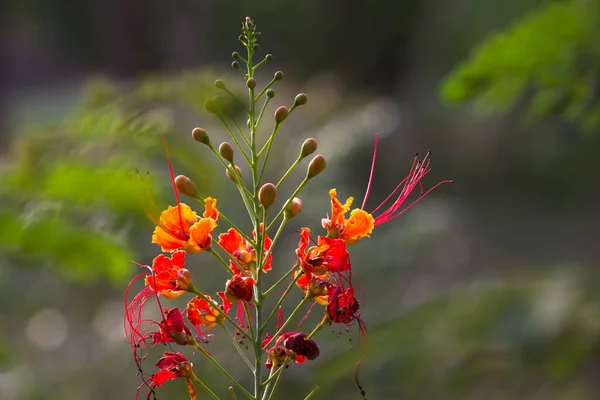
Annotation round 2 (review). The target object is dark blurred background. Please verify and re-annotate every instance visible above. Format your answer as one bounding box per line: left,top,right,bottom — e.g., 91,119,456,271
2,0,600,399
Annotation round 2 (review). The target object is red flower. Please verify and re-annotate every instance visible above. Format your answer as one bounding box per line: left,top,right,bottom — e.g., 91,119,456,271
324,134,452,244
137,352,197,400
295,270,331,306
186,294,229,329
144,251,190,299
222,274,255,303
326,286,361,325
218,224,273,272
263,331,320,369
152,308,194,346
296,227,351,275
152,198,219,254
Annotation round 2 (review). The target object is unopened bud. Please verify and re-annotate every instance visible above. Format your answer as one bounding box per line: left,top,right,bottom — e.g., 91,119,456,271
284,197,303,219
293,93,308,107
252,44,259,51
232,52,241,59
215,79,226,89
226,164,242,182
274,106,289,124
205,99,218,114
266,89,275,99
274,71,284,81
175,175,200,199
246,78,256,89
176,269,192,291
265,54,273,61
225,274,255,303
300,138,317,158
192,127,210,145
284,333,320,361
231,61,240,70
219,142,234,162
259,183,277,208
307,155,326,178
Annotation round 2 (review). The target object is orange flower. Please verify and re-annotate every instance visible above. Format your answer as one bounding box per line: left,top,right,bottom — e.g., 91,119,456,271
296,227,351,275
186,294,228,329
322,189,374,245
144,251,189,299
295,270,330,306
218,224,273,272
152,198,219,254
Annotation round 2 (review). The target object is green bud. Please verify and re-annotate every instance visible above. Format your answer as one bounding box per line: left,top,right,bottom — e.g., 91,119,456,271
226,164,242,182
205,99,218,114
274,106,289,124
258,183,277,209
215,79,226,89
274,71,284,81
175,175,200,198
265,54,273,61
294,93,308,107
266,89,275,99
232,52,241,59
252,44,259,51
246,78,256,89
307,154,326,178
192,127,210,145
219,142,234,162
300,138,317,158
284,197,303,219
231,61,240,70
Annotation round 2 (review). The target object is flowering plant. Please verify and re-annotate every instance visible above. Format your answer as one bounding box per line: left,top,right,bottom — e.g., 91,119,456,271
124,17,451,400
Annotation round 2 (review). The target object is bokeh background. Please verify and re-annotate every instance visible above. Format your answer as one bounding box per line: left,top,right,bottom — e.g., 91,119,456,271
2,1,600,399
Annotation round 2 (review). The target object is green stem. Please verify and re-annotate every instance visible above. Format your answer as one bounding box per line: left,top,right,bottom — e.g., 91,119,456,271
191,341,254,399
303,387,321,400
223,324,255,372
260,217,287,268
256,123,281,160
218,115,252,162
229,387,239,400
262,269,302,331
307,315,329,339
264,360,289,400
254,76,278,102
243,300,256,342
263,265,296,297
234,119,252,149
207,247,235,275
191,374,220,400
263,296,309,349
276,156,302,188
254,96,271,130
267,176,310,231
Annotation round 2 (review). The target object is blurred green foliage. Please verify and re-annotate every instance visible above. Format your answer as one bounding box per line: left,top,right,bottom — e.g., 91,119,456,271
441,0,600,131
0,70,225,284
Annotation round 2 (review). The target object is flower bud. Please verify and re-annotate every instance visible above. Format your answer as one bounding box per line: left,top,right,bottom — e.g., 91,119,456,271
300,138,317,158
274,71,284,81
219,142,234,162
176,269,192,291
231,61,241,71
307,154,326,178
259,183,277,208
215,79,226,89
226,164,242,182
293,93,308,107
284,197,303,220
265,54,273,61
274,106,289,124
175,175,200,199
205,99,218,114
232,51,241,59
266,89,275,99
246,78,256,89
252,44,259,51
192,127,210,145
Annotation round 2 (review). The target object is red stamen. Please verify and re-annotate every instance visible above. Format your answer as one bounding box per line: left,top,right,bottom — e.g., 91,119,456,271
361,133,379,210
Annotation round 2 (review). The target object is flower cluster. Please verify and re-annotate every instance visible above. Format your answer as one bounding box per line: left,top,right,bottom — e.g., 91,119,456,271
124,17,451,400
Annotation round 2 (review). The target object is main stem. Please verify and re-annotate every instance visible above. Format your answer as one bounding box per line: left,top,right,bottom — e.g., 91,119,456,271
246,39,264,400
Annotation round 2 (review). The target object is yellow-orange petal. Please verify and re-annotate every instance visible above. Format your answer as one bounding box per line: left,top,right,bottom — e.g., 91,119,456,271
340,208,374,245
162,289,186,299
203,197,219,220
152,227,186,252
189,217,218,250
329,189,353,227
152,204,198,252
